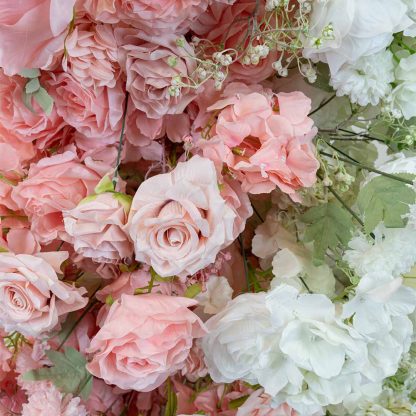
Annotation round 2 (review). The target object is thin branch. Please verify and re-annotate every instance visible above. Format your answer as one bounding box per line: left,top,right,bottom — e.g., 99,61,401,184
309,94,336,116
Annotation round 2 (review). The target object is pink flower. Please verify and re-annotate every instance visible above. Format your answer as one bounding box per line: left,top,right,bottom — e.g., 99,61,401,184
196,84,319,200
63,20,120,89
7,228,40,255
86,379,124,416
125,35,197,119
48,72,125,145
0,71,68,149
0,0,76,75
0,337,12,382
63,191,134,263
236,390,298,416
127,155,245,278
0,252,87,337
87,294,207,391
12,151,101,243
21,381,88,416
80,0,209,34
181,339,208,382
191,1,278,84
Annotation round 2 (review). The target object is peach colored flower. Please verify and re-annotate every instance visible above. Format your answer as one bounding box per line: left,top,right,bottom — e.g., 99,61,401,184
48,72,125,145
127,155,243,278
196,84,318,200
63,20,120,89
80,0,209,34
0,252,87,337
63,192,134,263
87,293,207,391
125,35,197,119
12,151,101,244
0,0,76,75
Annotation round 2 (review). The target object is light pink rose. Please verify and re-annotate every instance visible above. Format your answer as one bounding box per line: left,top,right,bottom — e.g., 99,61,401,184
127,155,243,278
196,84,319,200
7,228,40,255
125,35,197,119
181,339,208,382
12,151,101,244
22,381,88,416
63,191,134,263
80,0,209,34
135,386,166,416
0,0,76,75
0,252,87,337
86,379,124,416
0,71,68,149
236,390,298,416
0,337,12,382
63,20,120,89
191,0,278,84
87,293,207,391
48,72,125,145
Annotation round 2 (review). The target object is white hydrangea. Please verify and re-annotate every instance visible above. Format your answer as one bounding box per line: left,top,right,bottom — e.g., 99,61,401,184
330,50,395,106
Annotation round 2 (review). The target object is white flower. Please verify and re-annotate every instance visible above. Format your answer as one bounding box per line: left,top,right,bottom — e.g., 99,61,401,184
303,0,412,75
329,50,395,106
395,54,416,82
195,275,233,315
403,0,416,36
391,82,416,119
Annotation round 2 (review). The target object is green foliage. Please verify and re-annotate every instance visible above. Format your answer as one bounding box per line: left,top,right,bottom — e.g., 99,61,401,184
184,283,202,298
164,379,177,416
228,395,249,409
308,62,334,93
301,202,355,265
330,141,378,165
23,347,92,400
357,176,416,233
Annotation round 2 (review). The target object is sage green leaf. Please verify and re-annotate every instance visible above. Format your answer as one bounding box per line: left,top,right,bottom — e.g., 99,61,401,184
357,175,416,233
301,202,355,265
23,347,92,400
34,87,54,116
19,68,41,78
184,283,202,298
25,78,40,94
22,91,35,113
94,174,115,194
228,395,249,409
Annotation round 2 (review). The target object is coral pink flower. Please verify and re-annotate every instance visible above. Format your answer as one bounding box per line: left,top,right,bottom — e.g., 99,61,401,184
125,35,197,119
0,0,76,75
196,84,318,200
87,294,207,391
0,252,87,337
86,379,124,416
12,151,101,243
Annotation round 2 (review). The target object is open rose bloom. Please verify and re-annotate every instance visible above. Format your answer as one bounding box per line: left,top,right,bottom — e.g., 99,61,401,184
1,1,416,416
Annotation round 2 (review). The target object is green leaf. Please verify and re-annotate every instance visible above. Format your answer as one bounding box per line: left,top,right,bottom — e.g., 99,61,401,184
34,87,54,116
228,395,249,409
19,68,41,78
308,62,334,93
301,202,355,265
22,91,35,113
331,141,378,165
164,379,177,416
23,347,92,400
94,175,115,194
357,175,416,233
184,283,202,298
25,78,40,94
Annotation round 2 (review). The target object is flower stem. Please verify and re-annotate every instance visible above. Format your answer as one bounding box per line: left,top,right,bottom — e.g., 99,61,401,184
309,94,336,116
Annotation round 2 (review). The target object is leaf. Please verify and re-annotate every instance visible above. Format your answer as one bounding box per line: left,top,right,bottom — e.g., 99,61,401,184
19,68,41,78
34,87,54,116
25,78,40,94
184,283,202,298
307,62,334,93
23,347,92,400
357,175,416,233
228,395,249,409
301,202,355,265
331,141,378,165
94,174,115,194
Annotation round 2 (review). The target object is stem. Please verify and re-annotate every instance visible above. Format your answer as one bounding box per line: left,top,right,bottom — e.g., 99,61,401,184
238,233,250,291
112,92,129,189
323,140,360,164
299,276,312,294
309,94,336,116
320,151,414,185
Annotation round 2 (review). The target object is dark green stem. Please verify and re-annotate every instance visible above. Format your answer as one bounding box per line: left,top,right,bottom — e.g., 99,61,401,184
309,94,336,116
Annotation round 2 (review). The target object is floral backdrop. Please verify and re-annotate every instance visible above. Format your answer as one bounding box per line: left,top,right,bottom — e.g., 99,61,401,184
0,0,416,415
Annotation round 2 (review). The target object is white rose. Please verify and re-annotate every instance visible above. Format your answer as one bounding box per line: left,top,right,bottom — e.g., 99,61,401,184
395,54,416,82
195,275,233,315
391,82,416,120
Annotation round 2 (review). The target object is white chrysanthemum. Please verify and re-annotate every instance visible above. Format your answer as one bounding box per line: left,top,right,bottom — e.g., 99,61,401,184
330,50,395,106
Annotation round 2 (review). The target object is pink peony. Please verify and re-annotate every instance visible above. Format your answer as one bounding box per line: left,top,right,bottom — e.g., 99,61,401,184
87,293,207,391
236,390,298,416
63,191,134,263
48,72,125,145
80,0,209,34
12,151,102,243
0,0,76,75
127,155,246,278
0,252,87,337
196,84,319,200
125,35,197,119
21,381,88,416
86,379,124,416
63,20,120,89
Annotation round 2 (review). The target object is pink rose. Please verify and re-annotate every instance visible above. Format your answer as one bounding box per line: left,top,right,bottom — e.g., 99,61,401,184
125,35,197,119
0,252,87,337
181,339,208,382
127,155,243,278
86,379,124,416
63,20,120,89
63,191,134,263
0,0,76,75
196,84,319,200
48,72,125,145
0,71,69,149
236,390,298,416
80,0,209,34
87,293,207,391
191,1,278,84
12,151,101,243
